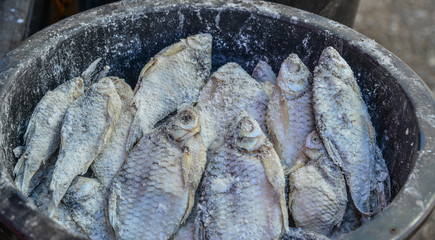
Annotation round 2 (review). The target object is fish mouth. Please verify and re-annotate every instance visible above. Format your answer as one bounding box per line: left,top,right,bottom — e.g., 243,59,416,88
166,109,201,143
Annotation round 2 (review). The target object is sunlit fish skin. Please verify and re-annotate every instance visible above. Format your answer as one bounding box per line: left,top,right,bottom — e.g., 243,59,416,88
126,34,212,151
252,60,277,97
49,78,122,215
288,131,347,236
267,54,314,173
312,47,390,215
197,62,269,150
91,77,134,192
13,77,84,196
63,176,115,240
108,107,206,240
196,113,288,240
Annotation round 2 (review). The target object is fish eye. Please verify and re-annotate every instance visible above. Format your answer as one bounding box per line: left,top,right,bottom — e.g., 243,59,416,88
180,112,193,125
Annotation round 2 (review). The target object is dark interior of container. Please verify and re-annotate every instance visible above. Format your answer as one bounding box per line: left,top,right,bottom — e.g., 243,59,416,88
0,4,419,214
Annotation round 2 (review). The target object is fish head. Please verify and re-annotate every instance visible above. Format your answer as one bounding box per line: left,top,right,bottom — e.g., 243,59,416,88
315,47,354,82
233,114,266,155
90,77,117,96
303,131,324,161
276,54,312,99
186,33,212,52
166,107,200,143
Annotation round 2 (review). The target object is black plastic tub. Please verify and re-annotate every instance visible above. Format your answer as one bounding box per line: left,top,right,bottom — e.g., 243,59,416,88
0,1,434,239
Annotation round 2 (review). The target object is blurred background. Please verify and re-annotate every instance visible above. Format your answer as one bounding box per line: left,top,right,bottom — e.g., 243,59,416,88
0,0,434,238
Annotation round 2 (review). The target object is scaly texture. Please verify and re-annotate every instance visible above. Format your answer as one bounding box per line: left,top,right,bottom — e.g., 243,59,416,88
282,228,331,240
91,77,134,192
267,54,314,173
312,47,390,215
63,177,115,240
196,113,288,240
126,33,212,150
197,62,269,150
108,107,206,240
288,131,347,236
13,78,84,196
49,77,122,214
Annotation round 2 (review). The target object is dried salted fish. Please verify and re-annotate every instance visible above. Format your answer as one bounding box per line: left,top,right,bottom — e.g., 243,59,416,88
126,33,212,150
197,62,269,150
252,60,277,97
13,77,84,196
288,131,347,236
108,106,206,240
91,77,134,192
196,113,288,240
282,228,330,240
312,47,390,215
49,77,122,214
267,53,314,173
63,177,114,240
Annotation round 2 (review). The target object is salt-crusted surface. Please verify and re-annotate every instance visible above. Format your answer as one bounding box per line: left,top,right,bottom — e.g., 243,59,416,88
267,53,314,173
196,113,288,239
312,47,390,216
126,33,212,151
49,78,121,214
197,62,269,150
90,77,134,192
108,107,206,240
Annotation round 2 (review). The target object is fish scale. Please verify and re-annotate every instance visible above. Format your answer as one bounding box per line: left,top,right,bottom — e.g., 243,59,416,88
196,114,287,240
312,47,390,216
109,107,206,240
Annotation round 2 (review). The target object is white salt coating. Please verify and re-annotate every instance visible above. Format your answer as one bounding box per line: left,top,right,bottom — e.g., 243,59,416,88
13,77,84,196
196,113,288,239
267,54,315,173
125,33,212,151
108,107,206,240
90,77,134,192
49,78,122,215
312,47,390,216
197,62,269,150
288,131,347,237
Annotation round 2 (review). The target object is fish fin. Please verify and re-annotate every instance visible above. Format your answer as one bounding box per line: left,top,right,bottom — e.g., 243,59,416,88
23,117,37,144
125,118,144,152
81,58,102,86
259,147,288,231
107,183,119,233
21,164,37,196
181,147,192,187
13,154,26,177
181,188,195,225
319,132,344,169
279,92,290,136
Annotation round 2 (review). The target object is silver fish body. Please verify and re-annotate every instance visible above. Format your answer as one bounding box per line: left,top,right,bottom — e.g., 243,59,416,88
288,131,347,236
108,107,206,240
49,77,122,214
196,113,288,240
13,78,84,196
91,77,134,192
126,34,212,150
267,54,314,173
312,47,390,215
63,176,115,240
197,62,269,150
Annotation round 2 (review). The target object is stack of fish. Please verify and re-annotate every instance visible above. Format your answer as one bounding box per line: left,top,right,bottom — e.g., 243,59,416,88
12,33,390,240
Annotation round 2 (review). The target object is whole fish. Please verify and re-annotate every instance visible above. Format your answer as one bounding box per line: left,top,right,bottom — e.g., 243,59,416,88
63,176,115,240
312,47,390,215
267,53,314,173
196,113,288,240
13,77,84,196
252,60,277,98
126,34,212,150
49,77,122,215
197,62,269,150
288,131,347,236
108,106,206,240
91,77,134,192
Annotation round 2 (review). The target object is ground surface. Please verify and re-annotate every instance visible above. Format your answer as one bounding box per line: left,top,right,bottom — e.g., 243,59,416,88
354,0,435,96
